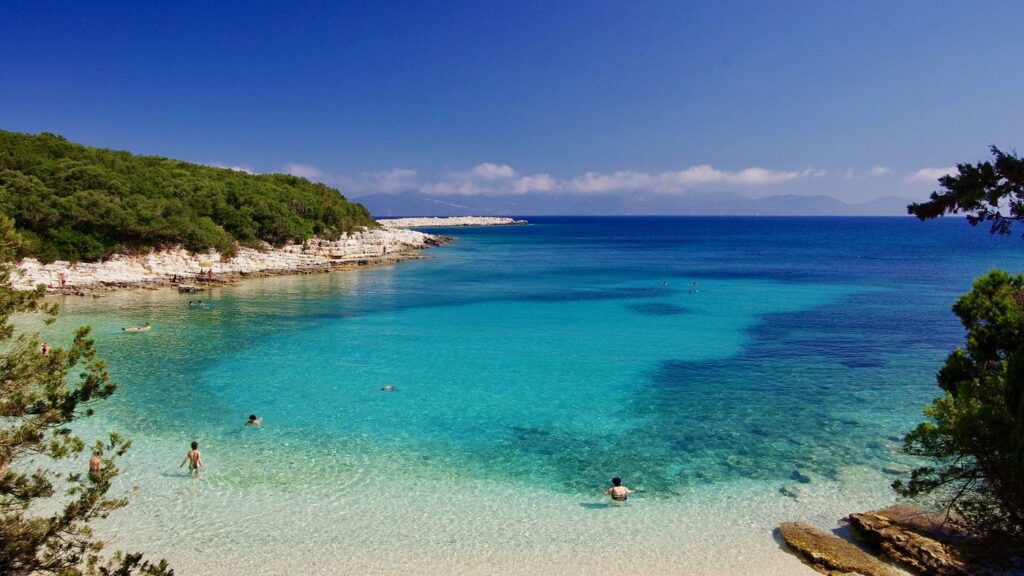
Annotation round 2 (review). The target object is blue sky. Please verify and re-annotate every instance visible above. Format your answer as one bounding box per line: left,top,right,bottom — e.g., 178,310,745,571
2,1,1022,203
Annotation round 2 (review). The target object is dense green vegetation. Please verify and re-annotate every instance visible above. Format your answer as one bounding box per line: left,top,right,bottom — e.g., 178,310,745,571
895,271,1024,549
0,130,375,262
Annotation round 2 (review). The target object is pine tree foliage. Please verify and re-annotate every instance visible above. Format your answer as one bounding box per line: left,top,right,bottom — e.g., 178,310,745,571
0,216,172,575
895,270,1024,550
908,146,1024,237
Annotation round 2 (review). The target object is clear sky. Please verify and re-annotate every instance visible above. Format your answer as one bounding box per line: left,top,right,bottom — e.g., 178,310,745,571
2,1,1022,203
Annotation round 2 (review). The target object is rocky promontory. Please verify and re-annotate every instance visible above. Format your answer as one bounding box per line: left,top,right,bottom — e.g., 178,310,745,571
377,216,527,228
13,227,449,294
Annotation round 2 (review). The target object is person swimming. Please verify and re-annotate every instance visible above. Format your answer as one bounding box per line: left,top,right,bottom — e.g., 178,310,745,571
122,322,151,332
246,414,261,426
180,441,204,474
381,385,395,392
604,476,631,502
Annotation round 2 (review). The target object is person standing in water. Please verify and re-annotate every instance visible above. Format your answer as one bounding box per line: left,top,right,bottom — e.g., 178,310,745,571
604,477,631,502
89,450,103,473
246,414,261,426
180,441,204,474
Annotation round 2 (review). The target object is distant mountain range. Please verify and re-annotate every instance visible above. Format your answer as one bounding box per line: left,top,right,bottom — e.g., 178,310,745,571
354,190,916,218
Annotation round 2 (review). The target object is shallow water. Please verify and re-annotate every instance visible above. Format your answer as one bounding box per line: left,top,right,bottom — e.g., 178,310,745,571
43,217,1023,574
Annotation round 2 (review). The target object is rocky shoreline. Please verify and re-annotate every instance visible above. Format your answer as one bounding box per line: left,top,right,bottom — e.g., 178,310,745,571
779,505,1012,576
377,216,528,228
12,227,451,295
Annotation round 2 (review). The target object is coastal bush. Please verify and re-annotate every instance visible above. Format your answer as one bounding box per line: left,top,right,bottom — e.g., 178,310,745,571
0,130,375,262
0,216,173,575
895,272,1024,548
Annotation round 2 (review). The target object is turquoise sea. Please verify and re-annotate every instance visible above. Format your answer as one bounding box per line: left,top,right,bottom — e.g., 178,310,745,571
44,217,1024,575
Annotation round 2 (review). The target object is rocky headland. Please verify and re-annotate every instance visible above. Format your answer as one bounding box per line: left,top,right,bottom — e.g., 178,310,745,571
377,216,527,228
13,227,449,294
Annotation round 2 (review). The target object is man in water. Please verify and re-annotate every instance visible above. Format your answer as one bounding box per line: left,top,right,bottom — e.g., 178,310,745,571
89,450,103,473
180,441,204,474
604,477,631,502
247,414,261,426
381,385,395,392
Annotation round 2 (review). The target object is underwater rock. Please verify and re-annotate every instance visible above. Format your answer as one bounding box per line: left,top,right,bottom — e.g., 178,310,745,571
880,463,912,475
778,522,897,576
781,483,808,501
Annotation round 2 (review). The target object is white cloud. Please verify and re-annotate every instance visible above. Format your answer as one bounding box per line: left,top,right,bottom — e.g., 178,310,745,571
908,166,956,182
282,161,823,197
513,173,557,193
284,163,327,181
564,165,812,194
208,162,255,174
870,165,891,176
471,163,517,179
344,168,419,193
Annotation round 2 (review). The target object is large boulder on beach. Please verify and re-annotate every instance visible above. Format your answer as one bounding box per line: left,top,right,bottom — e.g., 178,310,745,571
778,522,898,576
847,506,970,576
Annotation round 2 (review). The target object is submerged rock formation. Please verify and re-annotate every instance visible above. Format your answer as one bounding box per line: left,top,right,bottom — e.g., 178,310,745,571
777,522,897,576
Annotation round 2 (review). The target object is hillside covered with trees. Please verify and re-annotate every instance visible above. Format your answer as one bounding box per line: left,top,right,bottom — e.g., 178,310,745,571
0,130,375,262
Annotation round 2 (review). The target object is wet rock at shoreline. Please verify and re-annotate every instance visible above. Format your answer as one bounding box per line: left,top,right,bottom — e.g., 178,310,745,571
847,506,970,576
778,521,898,576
